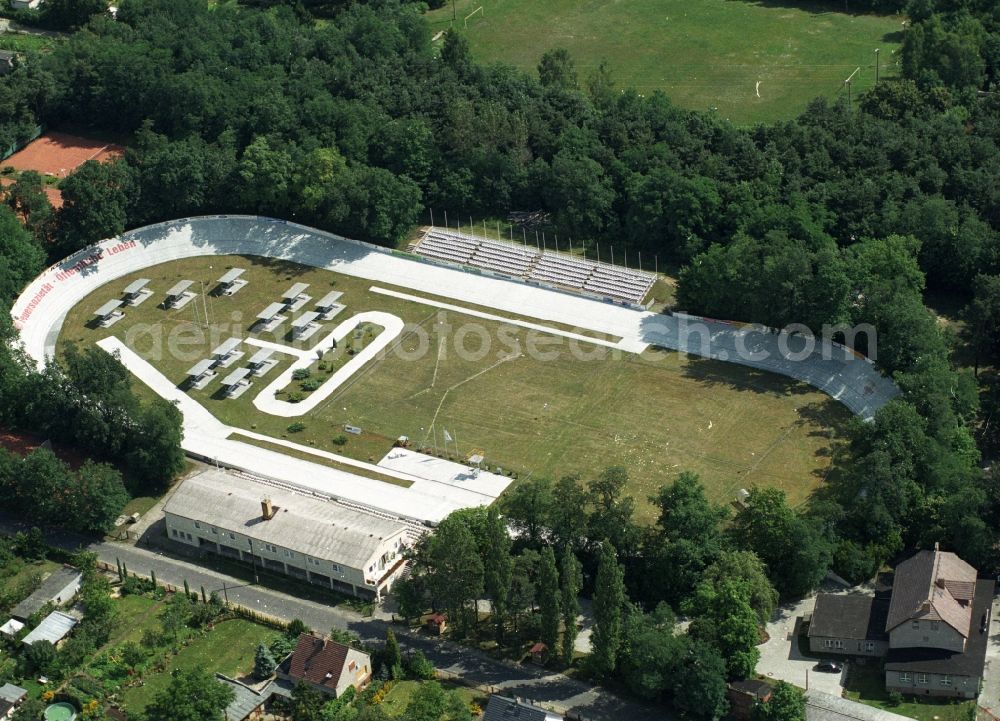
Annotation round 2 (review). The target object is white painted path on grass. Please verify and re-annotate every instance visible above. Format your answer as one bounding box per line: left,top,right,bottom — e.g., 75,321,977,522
94,336,508,522
249,310,404,417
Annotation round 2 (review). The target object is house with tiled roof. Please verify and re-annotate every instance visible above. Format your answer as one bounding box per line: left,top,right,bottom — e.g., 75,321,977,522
276,633,372,698
807,544,993,699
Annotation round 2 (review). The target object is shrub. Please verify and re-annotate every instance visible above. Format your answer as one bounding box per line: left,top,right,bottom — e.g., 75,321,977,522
404,650,435,680
887,691,903,707
287,422,306,433
332,435,348,446
287,392,304,403
300,378,322,392
292,368,311,381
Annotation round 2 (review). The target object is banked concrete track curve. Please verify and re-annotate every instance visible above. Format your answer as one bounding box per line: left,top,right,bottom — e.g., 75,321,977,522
12,215,899,421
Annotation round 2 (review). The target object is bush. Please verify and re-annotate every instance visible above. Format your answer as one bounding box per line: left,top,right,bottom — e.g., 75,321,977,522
887,691,903,707
404,650,435,680
332,435,348,446
292,369,311,381
287,392,304,403
287,422,306,433
300,378,322,391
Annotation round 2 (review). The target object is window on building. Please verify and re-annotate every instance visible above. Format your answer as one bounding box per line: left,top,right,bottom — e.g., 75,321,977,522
332,564,341,573
930,621,939,631
229,533,235,540
211,528,218,534
824,640,833,648
194,522,201,529
834,640,844,649
940,676,952,686
186,533,193,541
865,641,875,652
265,544,276,553
900,672,911,683
912,621,920,630
284,550,293,558
917,674,928,685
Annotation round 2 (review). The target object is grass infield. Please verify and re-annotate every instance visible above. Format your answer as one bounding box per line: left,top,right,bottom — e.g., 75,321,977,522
59,255,849,523
426,0,903,125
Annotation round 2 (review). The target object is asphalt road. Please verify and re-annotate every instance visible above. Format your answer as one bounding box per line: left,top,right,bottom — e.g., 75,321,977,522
0,518,663,721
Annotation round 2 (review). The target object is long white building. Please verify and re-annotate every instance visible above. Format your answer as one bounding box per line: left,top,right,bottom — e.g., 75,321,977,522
163,470,411,599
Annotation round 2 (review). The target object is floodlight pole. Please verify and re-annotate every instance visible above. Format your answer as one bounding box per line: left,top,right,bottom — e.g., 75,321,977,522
875,48,880,85
844,67,861,112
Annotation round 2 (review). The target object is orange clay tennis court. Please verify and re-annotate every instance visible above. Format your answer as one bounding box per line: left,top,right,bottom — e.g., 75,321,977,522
3,131,124,178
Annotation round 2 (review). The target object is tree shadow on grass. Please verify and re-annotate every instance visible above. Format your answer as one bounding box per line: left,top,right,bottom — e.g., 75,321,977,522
726,0,900,19
679,354,819,399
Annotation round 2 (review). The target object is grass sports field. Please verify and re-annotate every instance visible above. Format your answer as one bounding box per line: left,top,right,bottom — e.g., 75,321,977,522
426,0,902,125
59,255,850,523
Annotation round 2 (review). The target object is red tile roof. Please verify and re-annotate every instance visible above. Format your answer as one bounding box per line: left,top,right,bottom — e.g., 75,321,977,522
286,633,350,693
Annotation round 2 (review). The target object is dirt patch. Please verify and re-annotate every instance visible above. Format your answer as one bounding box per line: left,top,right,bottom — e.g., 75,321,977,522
3,131,124,178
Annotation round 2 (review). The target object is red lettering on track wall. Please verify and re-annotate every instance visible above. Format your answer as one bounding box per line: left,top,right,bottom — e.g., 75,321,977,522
14,238,139,325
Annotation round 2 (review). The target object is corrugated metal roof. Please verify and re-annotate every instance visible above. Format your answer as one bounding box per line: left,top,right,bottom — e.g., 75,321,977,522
221,367,252,386
257,302,285,320
216,675,265,721
248,348,275,365
218,268,245,284
166,280,194,297
316,291,343,308
94,299,123,317
291,312,320,328
22,611,78,646
11,567,82,620
122,278,150,295
0,683,27,704
187,359,215,377
283,282,310,299
163,470,408,570
213,338,242,357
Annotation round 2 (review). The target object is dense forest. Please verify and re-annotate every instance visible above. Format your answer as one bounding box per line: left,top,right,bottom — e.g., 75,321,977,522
1,0,1000,624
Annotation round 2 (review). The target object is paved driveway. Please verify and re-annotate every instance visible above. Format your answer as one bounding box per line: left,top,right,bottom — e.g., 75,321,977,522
757,593,847,696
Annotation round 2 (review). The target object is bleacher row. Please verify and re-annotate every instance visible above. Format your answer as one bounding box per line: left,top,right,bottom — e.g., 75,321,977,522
416,229,656,304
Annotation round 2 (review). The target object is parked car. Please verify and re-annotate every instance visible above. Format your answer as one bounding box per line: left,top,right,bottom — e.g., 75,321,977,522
815,660,843,673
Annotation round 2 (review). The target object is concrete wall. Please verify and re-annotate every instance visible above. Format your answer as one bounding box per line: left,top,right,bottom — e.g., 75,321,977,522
885,669,979,699
164,512,406,599
808,636,888,657
889,619,965,653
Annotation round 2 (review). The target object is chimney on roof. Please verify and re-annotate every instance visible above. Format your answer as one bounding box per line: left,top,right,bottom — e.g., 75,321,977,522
934,541,940,552
261,498,275,521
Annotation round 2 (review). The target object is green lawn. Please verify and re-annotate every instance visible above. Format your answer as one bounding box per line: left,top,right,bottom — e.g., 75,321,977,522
107,594,164,645
379,681,484,718
844,664,974,721
0,33,62,54
121,619,278,711
426,0,903,125
59,255,849,523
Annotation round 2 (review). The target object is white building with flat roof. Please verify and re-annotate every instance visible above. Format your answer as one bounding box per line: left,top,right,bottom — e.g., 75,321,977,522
163,470,412,599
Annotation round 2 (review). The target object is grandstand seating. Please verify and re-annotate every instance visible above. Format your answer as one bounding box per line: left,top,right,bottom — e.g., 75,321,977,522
414,228,657,305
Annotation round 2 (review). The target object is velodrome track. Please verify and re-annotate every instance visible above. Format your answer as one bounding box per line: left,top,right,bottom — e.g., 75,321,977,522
9,216,900,518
